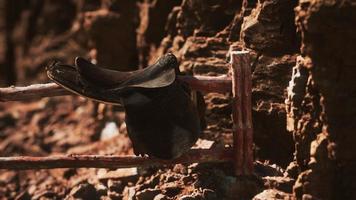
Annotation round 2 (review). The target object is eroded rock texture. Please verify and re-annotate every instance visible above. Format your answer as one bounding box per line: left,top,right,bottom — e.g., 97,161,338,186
286,56,323,171
147,0,297,167
241,0,298,167
150,0,240,74
286,0,356,199
137,0,182,67
252,54,296,167
241,0,299,56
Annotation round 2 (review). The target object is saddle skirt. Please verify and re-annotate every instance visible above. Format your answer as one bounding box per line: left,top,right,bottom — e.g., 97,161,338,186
47,53,200,159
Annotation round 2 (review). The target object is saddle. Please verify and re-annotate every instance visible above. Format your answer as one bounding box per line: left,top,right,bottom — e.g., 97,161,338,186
47,53,200,159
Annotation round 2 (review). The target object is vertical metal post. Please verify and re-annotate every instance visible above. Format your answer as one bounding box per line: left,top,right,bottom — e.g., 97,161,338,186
230,51,253,176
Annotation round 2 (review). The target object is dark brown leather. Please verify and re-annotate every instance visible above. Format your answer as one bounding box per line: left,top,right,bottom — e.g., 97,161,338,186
47,53,200,159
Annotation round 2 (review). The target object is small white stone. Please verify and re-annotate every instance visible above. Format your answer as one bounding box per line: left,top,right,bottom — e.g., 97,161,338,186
100,122,119,141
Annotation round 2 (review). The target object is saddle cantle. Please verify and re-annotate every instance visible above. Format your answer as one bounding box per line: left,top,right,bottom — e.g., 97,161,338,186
46,53,201,159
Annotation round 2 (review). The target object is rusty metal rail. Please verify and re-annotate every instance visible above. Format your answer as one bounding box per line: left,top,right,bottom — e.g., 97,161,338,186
0,51,253,176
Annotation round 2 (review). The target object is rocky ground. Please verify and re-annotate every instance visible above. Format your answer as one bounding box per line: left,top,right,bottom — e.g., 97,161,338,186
0,95,293,199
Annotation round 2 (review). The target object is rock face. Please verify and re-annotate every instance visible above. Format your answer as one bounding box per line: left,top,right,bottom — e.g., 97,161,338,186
150,0,240,73
83,1,139,70
240,0,297,167
241,0,299,56
253,189,293,200
286,56,323,170
147,0,297,167
137,0,182,67
252,54,295,166
286,0,356,199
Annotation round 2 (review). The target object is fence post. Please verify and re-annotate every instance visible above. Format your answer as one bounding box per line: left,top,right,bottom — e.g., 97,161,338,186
230,51,253,176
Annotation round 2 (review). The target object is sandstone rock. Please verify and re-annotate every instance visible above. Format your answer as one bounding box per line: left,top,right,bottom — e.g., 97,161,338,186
100,122,119,141
252,54,296,167
176,0,239,38
284,161,299,179
95,182,108,196
290,0,356,199
108,190,123,200
136,0,181,67
240,0,298,55
202,189,217,200
69,183,99,200
179,194,202,200
179,195,195,200
122,186,136,200
173,164,188,175
107,179,123,193
192,139,215,150
135,188,161,200
253,189,293,200
285,56,322,170
262,176,295,193
98,168,138,181
254,161,284,177
153,193,170,200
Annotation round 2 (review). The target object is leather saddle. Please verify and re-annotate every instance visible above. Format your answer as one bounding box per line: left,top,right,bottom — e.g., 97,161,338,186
47,53,200,159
